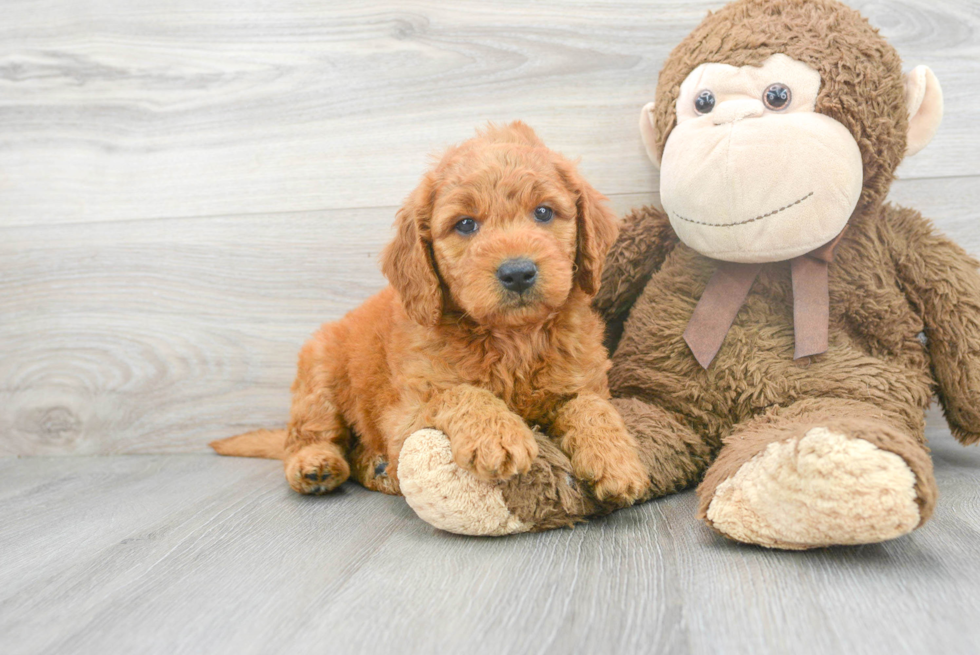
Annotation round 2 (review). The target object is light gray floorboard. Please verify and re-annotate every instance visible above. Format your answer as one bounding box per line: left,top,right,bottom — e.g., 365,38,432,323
1,411,978,655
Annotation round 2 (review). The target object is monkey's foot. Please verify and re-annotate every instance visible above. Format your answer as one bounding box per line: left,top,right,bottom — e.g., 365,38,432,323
705,427,921,549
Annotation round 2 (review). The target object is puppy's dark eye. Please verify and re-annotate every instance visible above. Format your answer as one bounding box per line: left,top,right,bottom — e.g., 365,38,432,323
533,206,554,223
763,83,791,110
454,217,478,235
694,90,715,114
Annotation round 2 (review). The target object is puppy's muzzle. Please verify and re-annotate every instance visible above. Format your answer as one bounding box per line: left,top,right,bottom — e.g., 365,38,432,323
496,258,538,294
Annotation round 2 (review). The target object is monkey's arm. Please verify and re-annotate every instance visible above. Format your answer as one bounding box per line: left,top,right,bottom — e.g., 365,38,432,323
593,205,679,324
886,205,980,445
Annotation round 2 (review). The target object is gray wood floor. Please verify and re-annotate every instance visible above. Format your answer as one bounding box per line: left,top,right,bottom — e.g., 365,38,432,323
1,410,979,655
3,1,980,653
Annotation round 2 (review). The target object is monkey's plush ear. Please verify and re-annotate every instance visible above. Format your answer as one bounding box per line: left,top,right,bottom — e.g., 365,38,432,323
904,66,943,157
638,101,662,170
380,177,444,326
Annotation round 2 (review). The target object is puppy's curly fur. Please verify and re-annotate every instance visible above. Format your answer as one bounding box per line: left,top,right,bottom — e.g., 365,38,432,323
212,122,648,503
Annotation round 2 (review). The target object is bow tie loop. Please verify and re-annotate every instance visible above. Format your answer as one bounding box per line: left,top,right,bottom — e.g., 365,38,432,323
682,229,845,369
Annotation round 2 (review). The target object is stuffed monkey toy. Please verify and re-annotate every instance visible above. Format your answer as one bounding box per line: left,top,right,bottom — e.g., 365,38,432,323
396,0,980,549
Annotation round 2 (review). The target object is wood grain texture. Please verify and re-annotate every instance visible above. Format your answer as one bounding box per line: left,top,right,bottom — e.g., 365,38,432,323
1,177,975,455
0,410,978,655
1,0,979,456
0,0,977,226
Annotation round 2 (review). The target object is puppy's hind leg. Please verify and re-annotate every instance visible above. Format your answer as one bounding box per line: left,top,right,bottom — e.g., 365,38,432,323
284,337,352,495
349,435,401,496
284,407,351,495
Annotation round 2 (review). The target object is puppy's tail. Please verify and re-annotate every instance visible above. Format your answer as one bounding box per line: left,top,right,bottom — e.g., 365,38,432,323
210,429,286,460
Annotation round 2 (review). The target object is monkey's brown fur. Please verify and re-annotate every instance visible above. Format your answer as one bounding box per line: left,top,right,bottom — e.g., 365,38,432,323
461,0,980,542
213,122,648,504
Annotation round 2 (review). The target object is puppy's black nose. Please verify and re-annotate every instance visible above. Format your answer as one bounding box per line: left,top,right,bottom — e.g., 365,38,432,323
496,258,538,293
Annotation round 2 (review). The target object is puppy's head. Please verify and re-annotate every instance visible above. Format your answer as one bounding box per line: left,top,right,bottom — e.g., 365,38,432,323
381,122,619,328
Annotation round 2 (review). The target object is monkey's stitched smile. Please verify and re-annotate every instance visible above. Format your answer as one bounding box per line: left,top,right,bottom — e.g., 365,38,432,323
671,191,814,227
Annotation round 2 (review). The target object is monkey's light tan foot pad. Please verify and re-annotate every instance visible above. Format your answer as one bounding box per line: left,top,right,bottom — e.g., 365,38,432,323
399,429,531,536
706,427,920,549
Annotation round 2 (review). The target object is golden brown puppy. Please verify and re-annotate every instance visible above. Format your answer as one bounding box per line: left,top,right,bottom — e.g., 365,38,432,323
213,122,648,503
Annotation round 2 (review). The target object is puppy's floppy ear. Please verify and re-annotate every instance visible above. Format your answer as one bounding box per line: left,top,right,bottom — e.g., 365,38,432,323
381,174,443,326
556,160,620,295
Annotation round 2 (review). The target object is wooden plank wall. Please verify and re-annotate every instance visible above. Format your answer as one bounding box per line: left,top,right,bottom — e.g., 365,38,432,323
2,0,978,455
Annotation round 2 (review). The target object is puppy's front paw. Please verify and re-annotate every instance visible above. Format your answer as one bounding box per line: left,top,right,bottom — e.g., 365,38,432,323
573,445,648,504
451,417,539,482
285,443,350,495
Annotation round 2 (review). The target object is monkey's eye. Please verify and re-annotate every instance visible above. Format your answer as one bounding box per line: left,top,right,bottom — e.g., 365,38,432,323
694,90,716,114
533,206,554,223
763,83,791,110
454,217,479,235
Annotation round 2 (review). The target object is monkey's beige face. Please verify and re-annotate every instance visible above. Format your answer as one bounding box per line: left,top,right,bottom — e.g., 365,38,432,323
656,54,864,263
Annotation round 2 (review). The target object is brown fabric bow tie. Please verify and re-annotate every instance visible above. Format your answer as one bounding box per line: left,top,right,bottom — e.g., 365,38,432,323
683,230,846,369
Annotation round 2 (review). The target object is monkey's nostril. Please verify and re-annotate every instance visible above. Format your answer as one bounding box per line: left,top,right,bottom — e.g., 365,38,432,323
497,258,538,293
